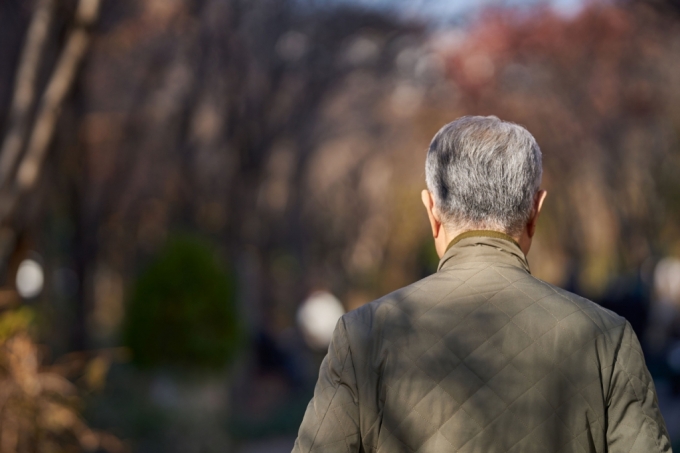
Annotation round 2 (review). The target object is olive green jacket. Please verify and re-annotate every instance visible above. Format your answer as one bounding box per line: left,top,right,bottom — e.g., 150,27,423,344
292,233,672,453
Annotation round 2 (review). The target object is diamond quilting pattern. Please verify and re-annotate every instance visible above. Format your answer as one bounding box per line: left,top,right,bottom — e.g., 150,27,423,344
507,382,556,430
396,327,444,364
462,339,513,382
412,385,462,428
487,362,534,404
486,285,537,317
460,384,508,428
375,262,622,452
442,303,511,359
437,363,486,406
415,297,481,334
415,341,462,384
439,408,484,449
393,409,439,450
385,364,438,426
293,239,672,453
484,321,534,359
511,302,559,339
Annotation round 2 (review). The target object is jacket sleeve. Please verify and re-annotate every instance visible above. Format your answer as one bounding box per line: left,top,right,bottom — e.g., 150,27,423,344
606,321,671,452
292,316,361,453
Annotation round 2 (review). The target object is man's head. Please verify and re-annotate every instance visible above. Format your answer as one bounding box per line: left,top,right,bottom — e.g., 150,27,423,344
422,115,547,257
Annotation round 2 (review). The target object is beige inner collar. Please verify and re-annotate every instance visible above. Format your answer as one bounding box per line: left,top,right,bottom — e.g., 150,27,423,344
445,230,521,253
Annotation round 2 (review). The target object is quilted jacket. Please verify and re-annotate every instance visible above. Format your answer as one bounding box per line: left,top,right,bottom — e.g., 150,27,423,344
292,232,672,453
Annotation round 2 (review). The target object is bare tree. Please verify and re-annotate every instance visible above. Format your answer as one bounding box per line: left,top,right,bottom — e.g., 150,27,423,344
0,0,101,280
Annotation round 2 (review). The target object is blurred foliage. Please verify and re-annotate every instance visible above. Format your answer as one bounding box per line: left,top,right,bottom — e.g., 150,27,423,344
0,306,34,342
123,235,241,371
0,307,125,452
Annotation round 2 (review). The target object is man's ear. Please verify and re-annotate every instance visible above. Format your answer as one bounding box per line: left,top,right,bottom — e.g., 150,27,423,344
421,189,442,238
527,189,547,239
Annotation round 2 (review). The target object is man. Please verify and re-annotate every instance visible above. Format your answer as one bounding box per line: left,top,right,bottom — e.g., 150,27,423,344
292,116,671,452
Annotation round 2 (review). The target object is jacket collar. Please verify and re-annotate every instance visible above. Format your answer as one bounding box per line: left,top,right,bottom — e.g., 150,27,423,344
437,230,530,274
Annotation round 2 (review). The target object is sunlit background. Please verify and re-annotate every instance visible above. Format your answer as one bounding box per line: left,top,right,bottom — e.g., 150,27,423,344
1,0,680,451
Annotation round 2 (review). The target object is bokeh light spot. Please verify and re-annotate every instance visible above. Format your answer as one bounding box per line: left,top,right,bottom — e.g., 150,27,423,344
16,259,44,299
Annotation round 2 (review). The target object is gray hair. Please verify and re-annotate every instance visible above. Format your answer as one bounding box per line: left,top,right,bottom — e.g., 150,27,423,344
425,116,542,236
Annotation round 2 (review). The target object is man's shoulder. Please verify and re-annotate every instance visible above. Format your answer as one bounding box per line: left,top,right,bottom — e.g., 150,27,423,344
341,270,628,341
531,277,628,334
341,273,442,334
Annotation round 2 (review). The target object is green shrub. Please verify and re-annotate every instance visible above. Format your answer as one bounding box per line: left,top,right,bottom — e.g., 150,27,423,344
124,235,241,370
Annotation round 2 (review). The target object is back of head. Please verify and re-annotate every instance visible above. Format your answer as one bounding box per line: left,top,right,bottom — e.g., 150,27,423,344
425,115,542,236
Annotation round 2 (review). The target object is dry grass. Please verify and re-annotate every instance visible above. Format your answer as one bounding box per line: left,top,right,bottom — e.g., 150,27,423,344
0,308,126,453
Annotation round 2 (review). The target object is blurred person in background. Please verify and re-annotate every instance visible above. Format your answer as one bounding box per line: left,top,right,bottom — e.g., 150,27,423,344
649,258,680,393
292,116,671,453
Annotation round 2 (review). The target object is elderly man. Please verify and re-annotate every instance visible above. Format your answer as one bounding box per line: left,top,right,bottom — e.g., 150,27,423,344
292,116,671,453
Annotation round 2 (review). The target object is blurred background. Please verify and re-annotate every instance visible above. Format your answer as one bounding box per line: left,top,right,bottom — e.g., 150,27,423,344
1,0,680,451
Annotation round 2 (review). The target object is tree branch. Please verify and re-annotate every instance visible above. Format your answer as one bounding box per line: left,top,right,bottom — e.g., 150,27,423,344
16,0,102,191
0,0,55,187
0,0,102,268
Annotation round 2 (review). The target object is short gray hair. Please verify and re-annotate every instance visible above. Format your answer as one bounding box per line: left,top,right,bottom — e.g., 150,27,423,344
425,115,542,236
